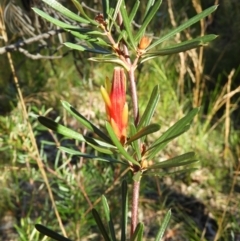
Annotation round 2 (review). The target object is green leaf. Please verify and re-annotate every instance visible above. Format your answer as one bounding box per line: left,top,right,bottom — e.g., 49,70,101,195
32,8,81,30
85,139,114,154
102,196,117,241
92,37,110,47
65,30,90,40
64,42,86,51
41,0,90,24
148,152,197,169
64,42,110,54
146,108,199,160
89,55,130,70
143,0,155,19
110,0,123,29
137,85,160,131
147,5,218,51
129,123,141,161
137,223,144,241
61,101,112,143
102,0,109,19
121,180,128,241
35,224,72,241
146,125,190,159
140,35,217,62
135,0,162,41
78,29,106,36
120,1,137,49
38,116,115,149
155,210,171,241
105,122,140,166
127,124,160,145
59,146,125,162
129,1,140,23
71,0,98,25
144,167,198,177
38,116,85,142
92,209,111,241
130,223,144,241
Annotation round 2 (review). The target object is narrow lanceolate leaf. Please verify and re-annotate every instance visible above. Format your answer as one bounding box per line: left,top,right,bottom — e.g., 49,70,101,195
154,210,171,241
120,1,137,49
137,223,144,241
58,146,126,163
135,0,162,41
144,168,198,177
126,124,160,145
32,8,80,30
102,196,117,241
148,152,197,169
89,56,130,70
102,0,109,20
129,1,140,23
143,0,155,19
65,31,90,41
41,0,90,24
35,224,72,241
110,0,123,29
38,116,115,149
145,125,190,159
92,209,111,241
129,123,141,161
121,180,128,241
137,85,160,131
61,101,112,143
38,116,85,142
130,223,144,241
147,5,218,51
146,108,199,160
64,42,111,54
106,122,140,166
71,0,98,25
140,34,218,62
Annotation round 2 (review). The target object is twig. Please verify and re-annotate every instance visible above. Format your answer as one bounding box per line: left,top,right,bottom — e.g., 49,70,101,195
130,180,140,236
167,0,186,101
0,29,65,54
16,47,62,59
224,69,235,153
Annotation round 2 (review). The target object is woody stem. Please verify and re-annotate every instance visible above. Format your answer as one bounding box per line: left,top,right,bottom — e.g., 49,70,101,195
130,179,140,237
128,66,139,125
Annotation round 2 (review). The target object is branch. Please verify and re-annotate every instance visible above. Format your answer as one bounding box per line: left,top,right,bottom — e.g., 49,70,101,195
0,29,65,54
17,47,62,59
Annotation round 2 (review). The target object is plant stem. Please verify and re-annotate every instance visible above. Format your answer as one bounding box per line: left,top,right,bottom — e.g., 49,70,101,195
131,179,140,237
128,67,139,125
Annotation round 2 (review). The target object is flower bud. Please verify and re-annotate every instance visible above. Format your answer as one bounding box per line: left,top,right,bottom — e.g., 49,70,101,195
101,67,128,144
138,36,152,50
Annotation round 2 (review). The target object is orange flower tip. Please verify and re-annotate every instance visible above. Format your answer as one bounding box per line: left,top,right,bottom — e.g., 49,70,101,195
138,36,152,50
100,86,111,107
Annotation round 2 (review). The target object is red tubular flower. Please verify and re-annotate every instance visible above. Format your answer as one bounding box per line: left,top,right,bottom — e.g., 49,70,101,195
101,67,128,144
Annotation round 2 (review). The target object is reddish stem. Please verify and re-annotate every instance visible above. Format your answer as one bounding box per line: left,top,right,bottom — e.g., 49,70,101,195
130,179,140,237
128,67,139,125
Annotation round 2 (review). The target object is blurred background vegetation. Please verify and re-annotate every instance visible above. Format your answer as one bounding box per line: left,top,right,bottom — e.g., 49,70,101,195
0,0,240,240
